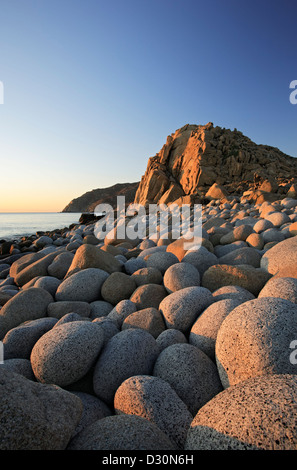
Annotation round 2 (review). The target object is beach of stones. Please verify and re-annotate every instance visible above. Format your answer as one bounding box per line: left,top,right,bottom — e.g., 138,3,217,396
1,196,297,450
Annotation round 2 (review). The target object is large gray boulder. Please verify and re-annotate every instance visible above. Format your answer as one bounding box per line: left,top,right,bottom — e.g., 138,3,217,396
67,415,175,450
156,329,188,352
107,299,137,328
163,262,200,294
215,297,297,388
3,317,57,360
0,358,35,380
185,374,297,450
182,246,218,276
260,235,297,275
0,287,53,339
202,264,271,296
31,321,105,387
101,272,137,305
55,268,109,303
0,369,82,450
130,283,168,310
70,391,112,437
159,286,213,333
153,343,223,415
114,375,193,449
122,307,166,338
258,276,297,303
93,328,159,405
189,298,243,360
47,300,91,319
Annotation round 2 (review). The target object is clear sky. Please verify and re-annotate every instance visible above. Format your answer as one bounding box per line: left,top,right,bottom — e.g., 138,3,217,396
0,0,296,212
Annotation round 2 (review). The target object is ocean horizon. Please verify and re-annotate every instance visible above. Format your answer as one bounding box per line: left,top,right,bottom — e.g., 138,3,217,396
0,212,82,241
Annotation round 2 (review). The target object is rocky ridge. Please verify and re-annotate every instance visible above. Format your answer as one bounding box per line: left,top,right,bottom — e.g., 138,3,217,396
62,182,139,213
61,123,297,217
134,122,297,207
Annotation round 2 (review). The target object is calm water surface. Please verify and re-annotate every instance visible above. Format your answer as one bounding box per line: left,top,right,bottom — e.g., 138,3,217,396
0,213,81,240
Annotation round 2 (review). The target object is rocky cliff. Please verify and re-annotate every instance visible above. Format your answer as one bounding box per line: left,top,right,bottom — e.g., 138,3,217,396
134,122,297,207
62,182,139,213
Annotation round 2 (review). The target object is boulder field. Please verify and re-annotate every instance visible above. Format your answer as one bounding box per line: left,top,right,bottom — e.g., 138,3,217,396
1,195,297,450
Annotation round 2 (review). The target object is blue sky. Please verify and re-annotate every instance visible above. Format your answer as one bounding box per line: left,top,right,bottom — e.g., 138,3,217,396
0,0,296,211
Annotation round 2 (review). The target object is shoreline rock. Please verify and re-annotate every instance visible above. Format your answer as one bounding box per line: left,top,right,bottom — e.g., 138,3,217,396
1,194,297,450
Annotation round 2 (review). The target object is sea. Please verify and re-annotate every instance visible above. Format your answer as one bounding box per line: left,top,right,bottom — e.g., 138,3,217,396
0,213,82,241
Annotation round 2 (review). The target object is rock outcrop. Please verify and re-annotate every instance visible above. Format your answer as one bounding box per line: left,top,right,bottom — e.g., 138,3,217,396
134,123,297,207
62,182,139,213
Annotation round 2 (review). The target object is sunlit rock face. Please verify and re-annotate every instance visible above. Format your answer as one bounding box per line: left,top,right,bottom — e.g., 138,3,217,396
134,122,297,207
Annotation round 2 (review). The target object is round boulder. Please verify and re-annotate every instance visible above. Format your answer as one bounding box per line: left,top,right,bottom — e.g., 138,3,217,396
182,246,218,277
130,284,167,310
93,328,160,405
67,414,175,450
163,262,200,294
0,369,82,450
185,374,297,450
0,287,53,340
3,317,57,360
101,272,137,305
146,251,179,274
156,329,188,352
261,236,297,275
189,298,242,360
202,264,271,296
70,391,112,437
55,268,109,303
245,232,264,250
258,276,297,303
107,299,137,328
211,285,255,303
131,267,163,286
31,321,105,387
215,297,297,388
253,218,274,233
114,375,193,449
153,343,223,415
122,307,166,338
159,286,213,333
